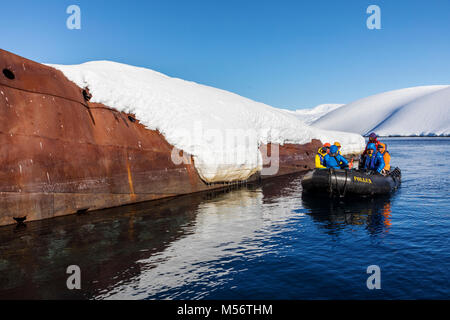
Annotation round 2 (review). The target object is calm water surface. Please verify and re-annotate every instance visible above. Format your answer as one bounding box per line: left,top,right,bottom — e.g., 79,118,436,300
0,138,449,299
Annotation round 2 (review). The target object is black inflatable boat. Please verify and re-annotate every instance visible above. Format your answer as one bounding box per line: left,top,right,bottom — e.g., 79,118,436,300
301,167,401,197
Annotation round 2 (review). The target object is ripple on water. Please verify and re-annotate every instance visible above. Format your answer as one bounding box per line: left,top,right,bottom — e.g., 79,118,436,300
0,138,449,299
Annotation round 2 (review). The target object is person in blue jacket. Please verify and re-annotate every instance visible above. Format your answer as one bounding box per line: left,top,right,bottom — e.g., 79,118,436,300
363,143,385,173
324,145,349,169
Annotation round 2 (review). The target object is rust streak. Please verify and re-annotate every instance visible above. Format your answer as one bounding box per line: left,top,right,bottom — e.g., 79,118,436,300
125,157,136,201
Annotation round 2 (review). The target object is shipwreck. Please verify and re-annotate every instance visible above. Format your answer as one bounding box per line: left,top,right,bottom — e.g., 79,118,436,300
0,49,326,226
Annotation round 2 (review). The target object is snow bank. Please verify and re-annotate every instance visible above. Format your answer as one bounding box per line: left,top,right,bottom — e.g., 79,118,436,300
49,61,364,182
312,85,450,136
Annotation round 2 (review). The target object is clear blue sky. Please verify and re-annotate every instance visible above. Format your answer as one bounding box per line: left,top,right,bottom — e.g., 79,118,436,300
1,0,449,109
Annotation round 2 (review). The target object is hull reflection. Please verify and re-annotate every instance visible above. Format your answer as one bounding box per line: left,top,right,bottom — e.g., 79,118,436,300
301,193,393,235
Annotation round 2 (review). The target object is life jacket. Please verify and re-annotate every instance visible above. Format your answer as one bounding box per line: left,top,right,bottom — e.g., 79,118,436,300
368,154,376,169
383,151,391,171
315,147,327,168
337,150,343,164
377,143,391,171
364,151,385,172
363,139,380,155
324,153,349,169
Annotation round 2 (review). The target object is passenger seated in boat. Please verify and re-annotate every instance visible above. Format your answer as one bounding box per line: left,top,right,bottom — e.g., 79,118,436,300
315,147,328,168
363,143,385,173
334,141,346,166
361,132,381,164
333,142,342,155
323,142,331,153
367,132,380,149
323,145,349,169
377,143,391,173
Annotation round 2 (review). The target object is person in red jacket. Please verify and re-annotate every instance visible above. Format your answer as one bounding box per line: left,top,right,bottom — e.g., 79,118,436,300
366,132,380,150
361,132,381,164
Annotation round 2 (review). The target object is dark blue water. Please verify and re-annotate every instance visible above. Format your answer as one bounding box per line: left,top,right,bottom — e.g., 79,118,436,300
0,138,449,299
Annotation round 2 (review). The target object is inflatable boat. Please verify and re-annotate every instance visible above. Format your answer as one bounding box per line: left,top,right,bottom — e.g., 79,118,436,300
301,168,401,197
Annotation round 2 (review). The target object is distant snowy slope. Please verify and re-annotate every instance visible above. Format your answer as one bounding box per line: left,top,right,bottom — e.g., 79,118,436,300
373,87,450,136
48,61,364,182
312,85,450,136
289,104,344,124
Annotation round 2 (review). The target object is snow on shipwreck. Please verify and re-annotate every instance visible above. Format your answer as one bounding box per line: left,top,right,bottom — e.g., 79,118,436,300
0,48,364,226
48,60,364,182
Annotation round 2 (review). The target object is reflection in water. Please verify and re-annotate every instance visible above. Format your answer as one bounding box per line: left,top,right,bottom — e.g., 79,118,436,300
0,172,395,299
0,195,202,299
101,188,266,299
2,138,447,299
301,193,393,236
382,203,392,228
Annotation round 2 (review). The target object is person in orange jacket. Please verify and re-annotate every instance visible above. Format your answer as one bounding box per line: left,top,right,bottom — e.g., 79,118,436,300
323,142,331,154
377,143,391,172
333,142,342,155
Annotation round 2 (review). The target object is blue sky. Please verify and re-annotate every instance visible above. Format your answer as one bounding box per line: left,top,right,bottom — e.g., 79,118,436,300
1,0,449,109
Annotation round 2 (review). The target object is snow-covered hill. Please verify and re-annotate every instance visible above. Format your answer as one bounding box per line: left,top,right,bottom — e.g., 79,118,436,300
312,85,450,136
288,104,344,125
49,61,364,182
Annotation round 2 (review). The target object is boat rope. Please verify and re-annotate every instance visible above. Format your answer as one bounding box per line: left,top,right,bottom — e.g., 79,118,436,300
0,82,89,109
341,169,349,198
0,83,130,125
334,170,339,196
329,168,349,198
328,168,334,197
0,82,99,124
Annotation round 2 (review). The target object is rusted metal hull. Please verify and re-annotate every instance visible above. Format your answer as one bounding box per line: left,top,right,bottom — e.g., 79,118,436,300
0,49,321,227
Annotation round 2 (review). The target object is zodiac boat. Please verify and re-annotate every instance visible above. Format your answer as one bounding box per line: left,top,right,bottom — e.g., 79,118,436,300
301,168,401,197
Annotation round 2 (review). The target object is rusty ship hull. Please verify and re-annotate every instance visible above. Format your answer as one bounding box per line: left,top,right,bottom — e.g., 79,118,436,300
0,49,321,227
